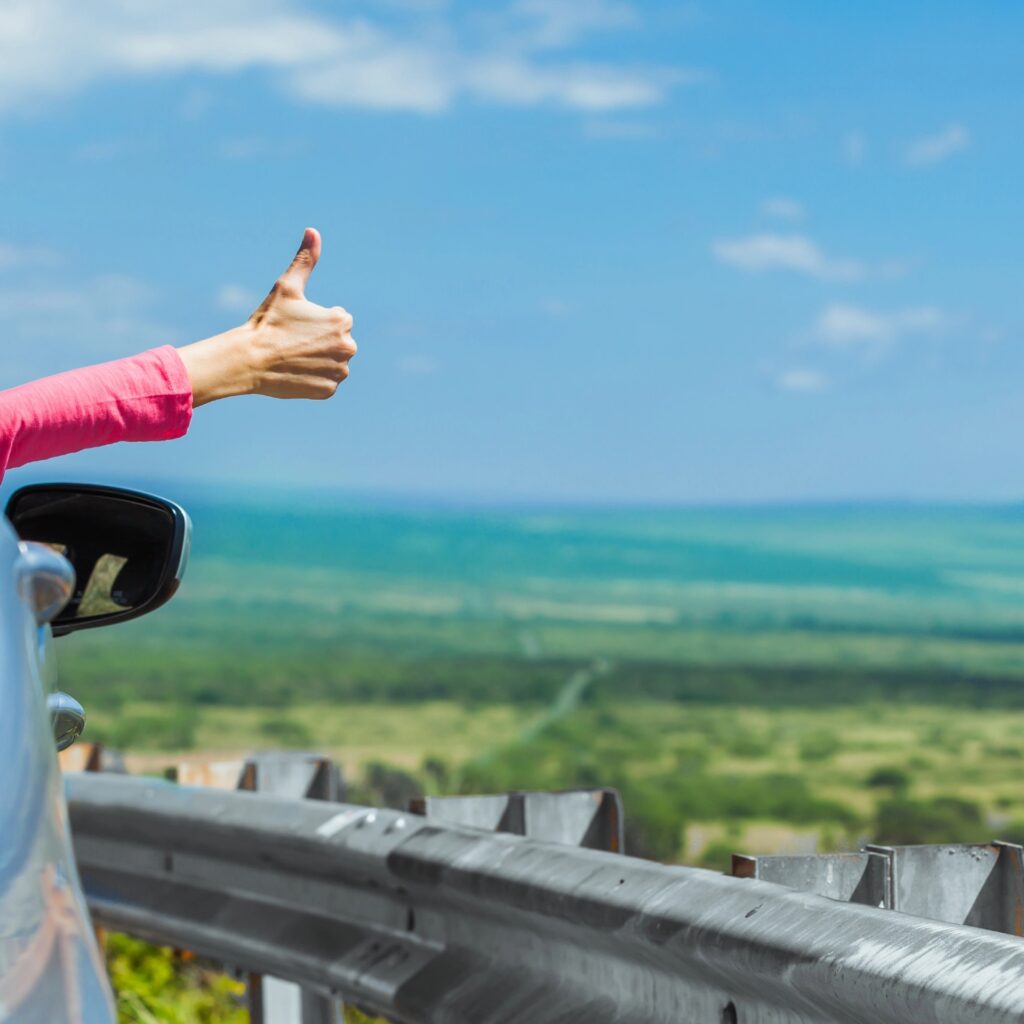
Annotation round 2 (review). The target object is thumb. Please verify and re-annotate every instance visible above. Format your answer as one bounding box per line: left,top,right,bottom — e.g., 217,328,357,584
279,227,321,294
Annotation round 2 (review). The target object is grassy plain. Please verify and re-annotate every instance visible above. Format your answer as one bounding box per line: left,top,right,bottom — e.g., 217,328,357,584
89,699,1024,863
51,492,1024,1019
63,494,1024,860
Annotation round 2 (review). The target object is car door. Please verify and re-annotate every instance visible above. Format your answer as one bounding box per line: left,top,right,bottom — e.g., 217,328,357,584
0,518,116,1024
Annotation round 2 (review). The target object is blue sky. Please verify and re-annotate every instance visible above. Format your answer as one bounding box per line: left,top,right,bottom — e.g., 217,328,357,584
1,1,1021,503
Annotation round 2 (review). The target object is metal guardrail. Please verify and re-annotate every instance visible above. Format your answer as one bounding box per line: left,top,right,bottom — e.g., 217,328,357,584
171,752,345,1024
67,770,1024,1024
734,842,1024,934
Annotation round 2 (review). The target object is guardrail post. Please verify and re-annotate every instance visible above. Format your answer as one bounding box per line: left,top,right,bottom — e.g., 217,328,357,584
58,740,125,774
865,841,1024,934
410,788,624,851
170,751,345,1024
239,753,344,1024
733,840,1024,937
731,850,891,907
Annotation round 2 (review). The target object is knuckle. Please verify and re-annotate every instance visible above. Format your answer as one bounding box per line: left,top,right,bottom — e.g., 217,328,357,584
331,305,353,330
275,275,299,298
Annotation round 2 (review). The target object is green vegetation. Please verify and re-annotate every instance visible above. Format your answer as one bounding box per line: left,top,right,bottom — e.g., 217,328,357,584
65,494,1024,1019
105,934,388,1023
90,698,1024,864
874,796,986,845
106,935,246,1024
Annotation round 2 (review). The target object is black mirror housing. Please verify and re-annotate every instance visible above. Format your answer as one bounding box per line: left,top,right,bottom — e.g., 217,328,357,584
5,483,191,636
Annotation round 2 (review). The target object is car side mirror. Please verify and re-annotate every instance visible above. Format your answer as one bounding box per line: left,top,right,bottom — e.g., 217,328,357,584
5,483,191,637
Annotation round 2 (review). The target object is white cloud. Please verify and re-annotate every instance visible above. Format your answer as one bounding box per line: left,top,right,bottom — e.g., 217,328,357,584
760,196,804,221
903,123,970,166
462,57,679,111
776,368,827,393
0,274,176,385
180,87,214,121
0,242,61,270
842,130,866,166
377,0,450,9
540,297,571,318
396,354,436,375
583,118,661,141
74,140,132,162
712,233,864,282
218,138,274,160
286,25,457,113
0,0,690,116
812,303,948,351
216,284,258,313
508,0,639,49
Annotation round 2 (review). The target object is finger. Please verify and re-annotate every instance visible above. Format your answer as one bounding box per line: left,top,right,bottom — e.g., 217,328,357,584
329,305,353,331
330,335,358,361
279,227,321,294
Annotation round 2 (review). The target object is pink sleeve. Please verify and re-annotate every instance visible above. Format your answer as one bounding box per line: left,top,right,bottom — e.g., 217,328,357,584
0,346,193,482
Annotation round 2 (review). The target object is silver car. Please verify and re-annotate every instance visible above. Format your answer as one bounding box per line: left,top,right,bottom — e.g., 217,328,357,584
0,484,190,1024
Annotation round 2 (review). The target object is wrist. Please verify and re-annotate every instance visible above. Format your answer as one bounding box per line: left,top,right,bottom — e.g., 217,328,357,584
177,326,260,408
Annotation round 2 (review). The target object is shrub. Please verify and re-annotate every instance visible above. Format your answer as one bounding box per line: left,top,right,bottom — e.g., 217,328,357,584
865,766,910,791
696,839,738,873
619,782,685,862
422,757,450,790
352,762,424,810
258,716,313,748
995,820,1024,845
100,707,199,751
106,933,245,1023
726,731,771,759
798,731,840,763
873,796,985,845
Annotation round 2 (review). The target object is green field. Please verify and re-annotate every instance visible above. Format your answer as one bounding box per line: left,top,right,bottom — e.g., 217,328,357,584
56,493,1024,1019
60,494,1024,857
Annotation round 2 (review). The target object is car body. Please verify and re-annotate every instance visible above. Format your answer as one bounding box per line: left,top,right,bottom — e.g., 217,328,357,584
0,516,115,1023
0,484,190,1023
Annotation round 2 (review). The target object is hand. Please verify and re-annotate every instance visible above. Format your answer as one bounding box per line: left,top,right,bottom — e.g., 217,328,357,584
177,228,357,407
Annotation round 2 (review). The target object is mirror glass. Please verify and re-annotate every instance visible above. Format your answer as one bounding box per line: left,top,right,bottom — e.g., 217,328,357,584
5,484,190,635
48,692,86,751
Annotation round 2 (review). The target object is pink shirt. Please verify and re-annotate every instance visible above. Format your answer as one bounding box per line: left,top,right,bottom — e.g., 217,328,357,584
0,346,193,484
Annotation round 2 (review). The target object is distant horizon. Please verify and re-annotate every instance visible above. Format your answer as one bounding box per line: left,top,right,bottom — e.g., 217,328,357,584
6,463,1024,517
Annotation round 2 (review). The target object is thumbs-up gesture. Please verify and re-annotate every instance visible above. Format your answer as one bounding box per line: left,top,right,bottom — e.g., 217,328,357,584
178,228,357,406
